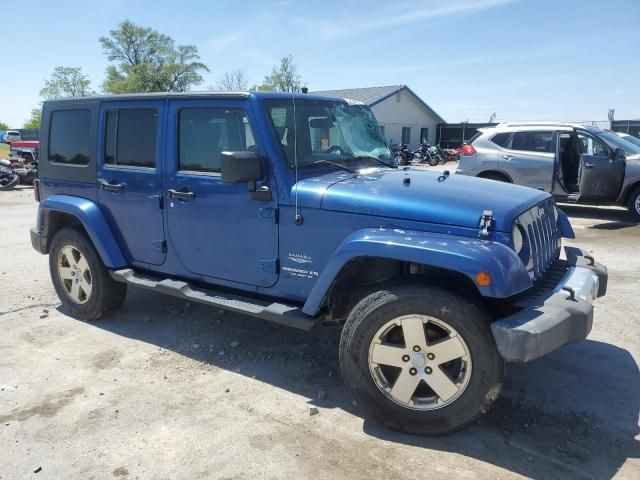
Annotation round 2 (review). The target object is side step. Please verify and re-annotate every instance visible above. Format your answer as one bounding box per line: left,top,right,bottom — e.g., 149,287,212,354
110,269,319,331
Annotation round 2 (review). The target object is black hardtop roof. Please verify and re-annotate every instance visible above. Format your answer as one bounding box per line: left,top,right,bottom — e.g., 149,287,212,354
42,90,348,106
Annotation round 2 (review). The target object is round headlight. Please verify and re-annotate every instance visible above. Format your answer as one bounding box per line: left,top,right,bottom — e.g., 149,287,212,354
513,224,524,254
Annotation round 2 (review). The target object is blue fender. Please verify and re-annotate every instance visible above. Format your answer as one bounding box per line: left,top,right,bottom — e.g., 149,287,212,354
557,208,575,239
302,228,532,316
38,195,127,268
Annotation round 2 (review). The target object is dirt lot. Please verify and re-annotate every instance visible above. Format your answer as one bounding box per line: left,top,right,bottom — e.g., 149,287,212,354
1,185,638,480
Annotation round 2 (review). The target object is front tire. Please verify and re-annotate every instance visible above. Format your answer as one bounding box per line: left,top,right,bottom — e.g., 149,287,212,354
627,186,640,222
339,283,504,435
0,174,19,190
49,227,127,320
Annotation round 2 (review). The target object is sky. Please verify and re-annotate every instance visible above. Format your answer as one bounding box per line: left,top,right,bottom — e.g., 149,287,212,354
1,0,639,127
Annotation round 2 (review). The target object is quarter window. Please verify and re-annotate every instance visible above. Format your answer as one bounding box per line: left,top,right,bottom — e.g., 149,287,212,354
178,108,256,173
511,131,553,153
491,132,511,148
49,109,91,165
105,109,157,168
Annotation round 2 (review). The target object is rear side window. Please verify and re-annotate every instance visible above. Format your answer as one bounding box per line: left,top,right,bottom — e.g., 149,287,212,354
104,109,157,168
491,132,511,148
49,110,91,165
511,131,553,153
178,108,256,173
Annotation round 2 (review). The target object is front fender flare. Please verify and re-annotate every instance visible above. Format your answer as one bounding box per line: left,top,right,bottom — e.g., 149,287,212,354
37,195,127,268
302,228,532,316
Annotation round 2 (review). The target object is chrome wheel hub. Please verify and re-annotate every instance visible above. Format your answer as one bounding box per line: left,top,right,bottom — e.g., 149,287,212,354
635,195,640,215
57,245,92,304
368,315,472,410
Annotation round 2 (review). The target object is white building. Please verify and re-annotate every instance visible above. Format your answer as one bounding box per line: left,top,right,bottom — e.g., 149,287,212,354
313,85,445,147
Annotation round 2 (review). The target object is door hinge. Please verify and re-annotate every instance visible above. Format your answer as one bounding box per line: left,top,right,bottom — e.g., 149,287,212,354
259,207,278,223
152,240,167,253
159,196,164,209
259,258,279,274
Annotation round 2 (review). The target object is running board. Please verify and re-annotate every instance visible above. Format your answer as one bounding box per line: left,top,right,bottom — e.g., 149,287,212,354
110,269,319,331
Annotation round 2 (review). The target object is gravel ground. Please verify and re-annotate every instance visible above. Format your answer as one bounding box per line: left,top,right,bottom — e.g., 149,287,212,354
0,183,638,480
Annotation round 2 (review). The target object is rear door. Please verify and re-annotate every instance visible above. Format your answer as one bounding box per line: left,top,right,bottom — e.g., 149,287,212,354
498,130,555,191
97,101,166,266
576,130,625,201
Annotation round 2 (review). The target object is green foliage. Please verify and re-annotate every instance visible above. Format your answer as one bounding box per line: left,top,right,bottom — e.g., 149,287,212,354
23,108,42,129
100,20,209,93
0,121,8,130
263,55,304,93
40,66,94,100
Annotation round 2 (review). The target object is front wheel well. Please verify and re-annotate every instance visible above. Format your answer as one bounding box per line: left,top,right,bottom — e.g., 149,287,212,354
324,257,482,323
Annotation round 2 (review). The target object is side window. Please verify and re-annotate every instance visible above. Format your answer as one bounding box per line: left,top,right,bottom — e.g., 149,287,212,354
49,110,91,165
576,132,609,157
511,131,553,153
491,132,511,148
179,108,256,173
104,109,157,168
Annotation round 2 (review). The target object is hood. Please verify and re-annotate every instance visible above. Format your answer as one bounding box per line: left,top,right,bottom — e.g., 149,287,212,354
293,168,550,232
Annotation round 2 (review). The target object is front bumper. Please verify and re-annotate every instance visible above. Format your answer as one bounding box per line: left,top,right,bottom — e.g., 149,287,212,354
491,247,607,363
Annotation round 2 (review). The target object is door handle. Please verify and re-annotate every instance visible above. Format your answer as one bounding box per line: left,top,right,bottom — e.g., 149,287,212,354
167,189,196,200
584,162,595,168
100,181,124,192
502,155,513,161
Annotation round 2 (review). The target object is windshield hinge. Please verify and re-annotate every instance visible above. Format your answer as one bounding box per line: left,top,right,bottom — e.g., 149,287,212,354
260,258,279,273
479,210,494,238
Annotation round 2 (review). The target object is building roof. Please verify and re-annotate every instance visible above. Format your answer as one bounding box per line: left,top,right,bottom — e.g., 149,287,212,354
312,85,446,123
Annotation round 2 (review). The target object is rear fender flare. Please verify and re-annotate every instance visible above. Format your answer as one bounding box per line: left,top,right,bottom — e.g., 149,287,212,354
37,194,127,268
302,228,532,316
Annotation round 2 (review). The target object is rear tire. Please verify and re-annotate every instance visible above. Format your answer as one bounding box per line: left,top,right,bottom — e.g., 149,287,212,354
339,283,504,435
627,186,640,222
49,227,127,320
0,174,19,190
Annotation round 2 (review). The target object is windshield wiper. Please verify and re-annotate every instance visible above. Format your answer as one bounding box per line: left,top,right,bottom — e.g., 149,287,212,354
312,159,358,174
344,155,397,169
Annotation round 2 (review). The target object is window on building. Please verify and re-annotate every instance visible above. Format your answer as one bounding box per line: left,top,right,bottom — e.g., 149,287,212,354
491,132,512,148
401,127,411,144
420,128,429,143
179,108,256,173
511,131,553,153
105,109,157,168
49,110,91,165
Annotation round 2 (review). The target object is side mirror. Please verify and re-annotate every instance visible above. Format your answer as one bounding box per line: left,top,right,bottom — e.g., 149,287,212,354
613,147,626,161
220,151,271,201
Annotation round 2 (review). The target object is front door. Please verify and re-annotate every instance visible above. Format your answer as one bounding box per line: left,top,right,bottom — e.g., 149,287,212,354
164,99,279,287
576,130,625,201
97,102,166,266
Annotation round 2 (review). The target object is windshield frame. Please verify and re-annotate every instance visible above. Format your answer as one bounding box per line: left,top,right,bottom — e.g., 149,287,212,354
262,98,393,171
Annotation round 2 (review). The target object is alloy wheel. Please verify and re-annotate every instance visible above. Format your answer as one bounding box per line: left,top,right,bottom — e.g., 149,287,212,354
57,245,93,304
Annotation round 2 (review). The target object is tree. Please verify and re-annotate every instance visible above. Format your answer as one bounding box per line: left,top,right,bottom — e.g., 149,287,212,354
263,55,304,93
0,121,8,130
40,66,95,100
23,108,42,129
210,69,248,91
100,20,209,93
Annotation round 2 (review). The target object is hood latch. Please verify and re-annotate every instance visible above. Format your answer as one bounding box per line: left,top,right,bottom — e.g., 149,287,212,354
479,210,494,238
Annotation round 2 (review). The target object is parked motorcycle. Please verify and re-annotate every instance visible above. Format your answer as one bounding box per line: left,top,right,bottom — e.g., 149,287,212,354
0,164,20,190
0,156,38,187
413,141,443,166
390,143,415,166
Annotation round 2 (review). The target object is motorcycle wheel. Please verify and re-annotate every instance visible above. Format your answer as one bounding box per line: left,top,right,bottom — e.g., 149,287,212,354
0,174,20,191
428,156,439,167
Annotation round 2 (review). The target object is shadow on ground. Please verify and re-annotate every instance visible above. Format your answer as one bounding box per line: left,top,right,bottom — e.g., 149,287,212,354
71,287,640,480
559,204,638,231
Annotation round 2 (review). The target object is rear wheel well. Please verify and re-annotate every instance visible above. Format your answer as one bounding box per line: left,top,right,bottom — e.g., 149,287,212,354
42,210,86,253
478,170,512,183
325,257,482,323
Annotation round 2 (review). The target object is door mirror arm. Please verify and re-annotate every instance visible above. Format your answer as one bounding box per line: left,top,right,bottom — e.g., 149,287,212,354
221,151,271,201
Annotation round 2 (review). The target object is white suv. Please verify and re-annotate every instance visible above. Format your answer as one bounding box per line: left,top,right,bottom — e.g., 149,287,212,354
456,123,640,220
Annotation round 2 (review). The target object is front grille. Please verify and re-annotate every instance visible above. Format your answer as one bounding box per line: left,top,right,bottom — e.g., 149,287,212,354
516,198,561,281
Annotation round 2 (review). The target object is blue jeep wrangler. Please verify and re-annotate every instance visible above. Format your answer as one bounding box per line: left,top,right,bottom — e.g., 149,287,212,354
31,92,607,435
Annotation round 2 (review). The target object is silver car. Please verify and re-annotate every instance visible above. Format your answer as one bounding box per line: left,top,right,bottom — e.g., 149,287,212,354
456,123,640,220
